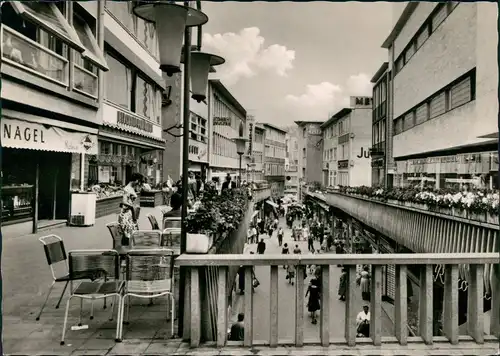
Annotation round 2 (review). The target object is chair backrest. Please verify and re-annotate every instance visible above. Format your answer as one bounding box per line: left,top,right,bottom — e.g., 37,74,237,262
147,213,160,230
126,249,174,291
39,234,67,280
163,217,182,230
161,228,181,248
106,222,123,249
131,230,161,248
68,250,120,280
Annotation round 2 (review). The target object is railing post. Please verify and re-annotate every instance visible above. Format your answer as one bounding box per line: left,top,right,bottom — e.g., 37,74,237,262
183,267,191,340
320,265,330,347
395,265,408,345
190,267,201,347
269,265,279,347
345,265,357,346
244,266,253,346
467,264,484,343
217,266,227,347
295,265,305,347
370,265,382,346
443,264,459,344
419,264,433,345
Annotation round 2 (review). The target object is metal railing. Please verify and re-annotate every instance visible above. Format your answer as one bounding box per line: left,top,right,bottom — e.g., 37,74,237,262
176,253,499,348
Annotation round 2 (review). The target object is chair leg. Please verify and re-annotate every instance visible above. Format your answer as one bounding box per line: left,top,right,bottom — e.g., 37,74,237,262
124,295,130,325
109,294,117,322
90,300,94,320
78,299,83,326
55,281,69,309
36,281,55,321
115,295,123,342
170,295,175,338
60,296,72,345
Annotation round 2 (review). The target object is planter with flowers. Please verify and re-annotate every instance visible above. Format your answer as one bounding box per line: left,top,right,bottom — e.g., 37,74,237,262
185,182,248,252
334,185,499,225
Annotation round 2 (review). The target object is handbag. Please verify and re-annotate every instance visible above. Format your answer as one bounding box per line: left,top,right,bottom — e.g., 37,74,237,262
252,277,260,288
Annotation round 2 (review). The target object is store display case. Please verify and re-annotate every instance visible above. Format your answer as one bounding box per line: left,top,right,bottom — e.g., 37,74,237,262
1,185,34,225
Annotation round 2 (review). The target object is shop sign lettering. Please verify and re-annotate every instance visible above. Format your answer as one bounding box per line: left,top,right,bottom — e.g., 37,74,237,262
356,147,371,158
117,111,153,133
248,122,253,155
214,117,231,126
3,123,45,143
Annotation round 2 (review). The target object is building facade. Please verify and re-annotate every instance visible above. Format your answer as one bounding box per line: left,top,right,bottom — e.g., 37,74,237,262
250,123,266,183
262,123,286,198
207,80,248,184
383,2,498,190
370,62,390,187
320,97,373,187
1,1,164,232
284,128,300,197
295,121,324,185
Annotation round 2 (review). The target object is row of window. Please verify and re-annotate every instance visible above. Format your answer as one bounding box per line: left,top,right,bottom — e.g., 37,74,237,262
265,129,286,143
373,78,387,110
212,132,239,158
323,117,350,139
394,2,459,76
190,112,207,143
104,0,159,60
254,131,264,144
100,141,138,157
265,163,285,177
394,72,474,136
213,95,245,134
372,119,386,146
323,143,349,161
264,145,286,159
104,52,162,124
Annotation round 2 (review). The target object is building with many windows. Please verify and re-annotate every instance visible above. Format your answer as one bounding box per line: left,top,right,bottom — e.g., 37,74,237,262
249,123,266,183
294,121,324,185
383,2,498,190
1,0,165,233
370,62,390,187
320,97,373,187
208,79,248,184
262,123,286,198
284,128,300,197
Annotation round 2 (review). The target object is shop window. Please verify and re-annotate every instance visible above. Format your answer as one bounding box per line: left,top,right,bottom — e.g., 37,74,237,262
100,141,111,155
450,77,471,109
111,166,118,183
105,53,132,109
112,144,120,155
136,75,154,119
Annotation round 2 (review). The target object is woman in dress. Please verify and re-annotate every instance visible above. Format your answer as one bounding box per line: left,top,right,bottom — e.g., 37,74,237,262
356,266,371,301
306,278,321,324
118,173,144,246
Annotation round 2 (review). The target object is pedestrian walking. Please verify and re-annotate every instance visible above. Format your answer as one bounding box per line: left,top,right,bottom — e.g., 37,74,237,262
268,224,274,238
257,238,266,254
277,227,284,246
357,266,371,301
247,226,254,244
338,268,347,301
306,278,321,324
308,234,315,253
282,242,290,269
251,225,258,244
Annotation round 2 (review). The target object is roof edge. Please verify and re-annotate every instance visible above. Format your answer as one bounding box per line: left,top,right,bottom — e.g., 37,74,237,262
370,62,389,83
209,79,247,118
381,2,419,49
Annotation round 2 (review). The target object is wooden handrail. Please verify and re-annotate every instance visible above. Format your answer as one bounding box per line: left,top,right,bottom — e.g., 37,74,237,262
182,254,499,348
176,252,499,266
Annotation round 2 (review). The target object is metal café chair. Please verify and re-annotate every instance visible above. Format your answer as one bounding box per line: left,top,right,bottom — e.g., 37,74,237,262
60,249,124,345
131,230,161,249
163,216,182,230
36,235,89,321
117,249,175,341
146,213,161,231
106,222,123,250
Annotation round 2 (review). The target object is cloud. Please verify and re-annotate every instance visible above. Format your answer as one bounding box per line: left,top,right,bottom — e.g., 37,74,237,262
284,73,372,121
202,27,296,85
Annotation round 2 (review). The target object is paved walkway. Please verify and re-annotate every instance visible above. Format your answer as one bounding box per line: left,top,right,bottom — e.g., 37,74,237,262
241,218,393,343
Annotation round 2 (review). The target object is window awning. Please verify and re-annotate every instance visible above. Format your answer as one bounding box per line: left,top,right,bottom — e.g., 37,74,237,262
9,1,85,53
73,14,109,71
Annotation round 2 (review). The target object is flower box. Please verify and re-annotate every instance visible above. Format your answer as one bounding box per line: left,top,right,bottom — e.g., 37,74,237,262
387,199,399,205
452,208,468,219
469,212,486,223
487,213,498,225
438,207,453,216
186,233,213,254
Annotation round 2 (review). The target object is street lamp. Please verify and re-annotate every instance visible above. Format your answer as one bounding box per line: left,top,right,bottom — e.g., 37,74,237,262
133,0,225,339
234,137,248,187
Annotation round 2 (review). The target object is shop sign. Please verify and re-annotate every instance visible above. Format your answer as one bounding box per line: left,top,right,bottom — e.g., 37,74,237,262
117,111,153,133
338,160,349,169
248,122,253,155
308,125,322,136
214,117,231,126
1,118,97,154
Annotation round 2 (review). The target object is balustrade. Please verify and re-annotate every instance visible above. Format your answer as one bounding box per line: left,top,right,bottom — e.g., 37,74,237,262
176,253,499,350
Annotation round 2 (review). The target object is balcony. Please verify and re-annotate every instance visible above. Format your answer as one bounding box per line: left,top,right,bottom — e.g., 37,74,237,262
2,26,68,86
176,252,499,354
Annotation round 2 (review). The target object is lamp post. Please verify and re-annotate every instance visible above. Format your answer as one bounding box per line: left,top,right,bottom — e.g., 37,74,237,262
133,0,225,338
234,138,248,187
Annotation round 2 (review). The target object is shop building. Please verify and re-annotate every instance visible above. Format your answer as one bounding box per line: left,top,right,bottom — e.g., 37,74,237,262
262,123,286,198
294,121,323,185
382,2,498,189
208,79,248,184
370,62,390,188
319,96,373,187
284,129,300,197
1,1,104,232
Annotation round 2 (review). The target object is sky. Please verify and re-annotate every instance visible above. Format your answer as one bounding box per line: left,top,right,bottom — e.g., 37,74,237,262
199,1,394,127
